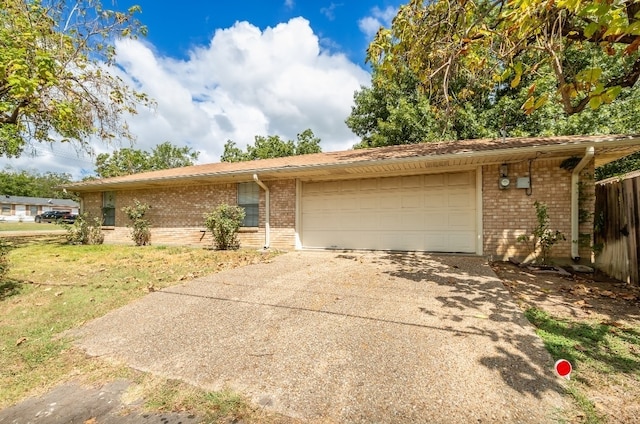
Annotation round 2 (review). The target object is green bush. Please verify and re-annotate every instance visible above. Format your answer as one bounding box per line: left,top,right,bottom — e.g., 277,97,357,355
63,213,105,245
517,201,565,263
122,200,151,246
203,204,245,250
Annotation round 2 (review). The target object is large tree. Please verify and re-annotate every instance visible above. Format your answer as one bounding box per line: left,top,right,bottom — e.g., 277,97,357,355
94,142,199,178
0,169,74,198
0,0,151,158
221,129,322,162
368,0,640,120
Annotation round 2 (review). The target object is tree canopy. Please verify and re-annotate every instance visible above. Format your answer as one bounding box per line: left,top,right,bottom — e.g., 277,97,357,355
94,142,199,178
0,0,151,158
221,129,322,162
368,0,640,120
0,169,74,198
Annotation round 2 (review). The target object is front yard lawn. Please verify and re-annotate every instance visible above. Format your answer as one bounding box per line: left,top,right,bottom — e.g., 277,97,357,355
0,240,280,422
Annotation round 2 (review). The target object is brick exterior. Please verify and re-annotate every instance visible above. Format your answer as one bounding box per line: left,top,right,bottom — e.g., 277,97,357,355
80,163,595,260
482,158,594,261
80,180,296,249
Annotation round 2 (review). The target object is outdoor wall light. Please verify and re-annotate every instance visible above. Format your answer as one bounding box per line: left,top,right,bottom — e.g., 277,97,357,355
499,163,510,189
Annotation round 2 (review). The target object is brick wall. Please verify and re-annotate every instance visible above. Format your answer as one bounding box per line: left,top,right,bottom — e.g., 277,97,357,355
80,180,297,250
482,158,594,261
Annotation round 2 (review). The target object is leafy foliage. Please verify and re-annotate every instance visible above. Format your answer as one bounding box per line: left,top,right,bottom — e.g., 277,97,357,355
0,169,75,198
0,0,151,157
95,142,199,178
203,204,245,250
62,213,105,245
368,0,640,122
121,200,151,246
518,201,566,263
221,129,322,162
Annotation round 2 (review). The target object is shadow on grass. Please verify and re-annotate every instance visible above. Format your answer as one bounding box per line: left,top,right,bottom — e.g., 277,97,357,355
525,307,640,376
1,279,22,301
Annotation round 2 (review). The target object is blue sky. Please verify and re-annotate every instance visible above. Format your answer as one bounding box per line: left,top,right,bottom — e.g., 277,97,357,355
3,0,403,179
118,0,399,64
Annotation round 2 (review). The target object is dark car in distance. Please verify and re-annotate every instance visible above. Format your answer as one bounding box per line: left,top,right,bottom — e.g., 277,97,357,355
34,210,70,223
60,213,77,224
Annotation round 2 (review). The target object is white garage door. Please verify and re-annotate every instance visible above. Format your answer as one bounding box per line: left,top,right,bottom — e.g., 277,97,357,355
301,171,477,253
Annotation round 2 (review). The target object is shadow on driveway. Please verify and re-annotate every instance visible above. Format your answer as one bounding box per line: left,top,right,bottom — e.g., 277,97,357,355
65,251,567,423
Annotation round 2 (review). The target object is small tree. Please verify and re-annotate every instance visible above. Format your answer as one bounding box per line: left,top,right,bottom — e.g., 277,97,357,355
122,200,151,246
63,213,104,245
518,201,566,264
203,204,245,250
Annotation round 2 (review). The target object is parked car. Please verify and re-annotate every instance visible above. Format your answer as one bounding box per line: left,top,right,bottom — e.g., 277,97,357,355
34,210,70,223
60,213,77,224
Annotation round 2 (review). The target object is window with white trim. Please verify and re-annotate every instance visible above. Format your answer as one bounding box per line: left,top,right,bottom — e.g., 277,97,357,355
238,182,259,227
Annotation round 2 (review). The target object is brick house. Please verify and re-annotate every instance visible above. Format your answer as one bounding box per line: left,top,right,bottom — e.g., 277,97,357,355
0,195,79,222
65,135,640,262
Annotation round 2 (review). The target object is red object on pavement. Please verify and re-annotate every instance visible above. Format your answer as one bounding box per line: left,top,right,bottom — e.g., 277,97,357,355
554,359,572,379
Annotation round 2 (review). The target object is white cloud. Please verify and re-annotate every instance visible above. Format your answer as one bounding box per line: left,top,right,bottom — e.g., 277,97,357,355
358,6,397,38
1,18,370,179
320,3,342,21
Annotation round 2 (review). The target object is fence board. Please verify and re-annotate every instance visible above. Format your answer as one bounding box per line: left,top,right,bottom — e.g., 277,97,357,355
595,173,640,285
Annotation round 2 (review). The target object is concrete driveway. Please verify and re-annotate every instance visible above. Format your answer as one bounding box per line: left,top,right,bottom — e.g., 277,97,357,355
69,251,566,423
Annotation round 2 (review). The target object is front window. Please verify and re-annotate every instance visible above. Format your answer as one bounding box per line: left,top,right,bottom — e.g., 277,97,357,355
238,182,259,227
1,204,10,216
102,191,116,226
29,205,38,216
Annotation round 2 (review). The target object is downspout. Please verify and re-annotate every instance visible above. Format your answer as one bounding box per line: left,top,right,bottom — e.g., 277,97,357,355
253,174,270,249
571,146,595,261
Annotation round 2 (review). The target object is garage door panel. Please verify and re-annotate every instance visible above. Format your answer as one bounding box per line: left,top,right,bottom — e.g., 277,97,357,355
447,233,476,252
401,194,423,208
448,172,473,185
424,174,445,187
448,211,475,230
448,191,474,207
302,171,477,253
379,195,402,209
402,175,423,188
359,196,379,209
380,177,401,190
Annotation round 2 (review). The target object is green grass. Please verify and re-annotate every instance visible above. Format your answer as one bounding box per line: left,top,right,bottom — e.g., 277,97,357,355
0,240,278,420
0,222,62,231
525,307,640,423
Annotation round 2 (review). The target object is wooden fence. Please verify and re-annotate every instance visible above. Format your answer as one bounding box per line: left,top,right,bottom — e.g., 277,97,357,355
595,170,640,285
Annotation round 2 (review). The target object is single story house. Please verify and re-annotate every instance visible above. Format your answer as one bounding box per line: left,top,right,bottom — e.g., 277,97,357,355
0,195,79,222
65,135,640,262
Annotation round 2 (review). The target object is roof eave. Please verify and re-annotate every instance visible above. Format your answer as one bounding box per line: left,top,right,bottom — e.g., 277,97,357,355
65,136,640,192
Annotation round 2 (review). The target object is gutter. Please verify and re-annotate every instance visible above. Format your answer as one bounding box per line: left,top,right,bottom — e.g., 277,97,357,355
571,146,595,261
253,174,270,249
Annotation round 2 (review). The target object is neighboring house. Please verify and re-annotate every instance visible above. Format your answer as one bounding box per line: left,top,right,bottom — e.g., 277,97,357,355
0,196,79,222
65,135,640,262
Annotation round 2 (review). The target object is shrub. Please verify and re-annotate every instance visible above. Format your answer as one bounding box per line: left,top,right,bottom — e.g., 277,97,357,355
122,200,151,246
517,201,565,263
63,213,105,245
203,204,245,250
0,238,12,281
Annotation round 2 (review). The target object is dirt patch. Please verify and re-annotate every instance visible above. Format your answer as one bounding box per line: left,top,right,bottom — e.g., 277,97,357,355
491,261,640,324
